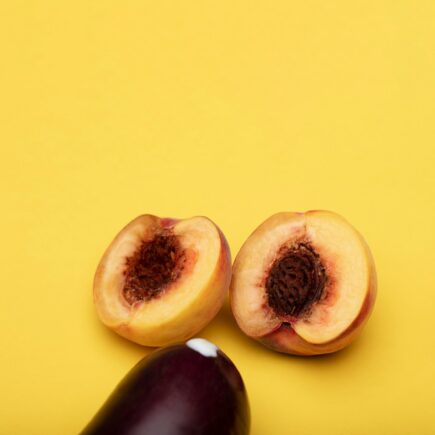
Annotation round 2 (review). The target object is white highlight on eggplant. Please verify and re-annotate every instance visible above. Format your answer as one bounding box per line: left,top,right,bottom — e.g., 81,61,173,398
186,338,219,357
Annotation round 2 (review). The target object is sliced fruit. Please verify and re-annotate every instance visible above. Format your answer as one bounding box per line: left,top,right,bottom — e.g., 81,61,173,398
94,215,231,347
230,211,376,355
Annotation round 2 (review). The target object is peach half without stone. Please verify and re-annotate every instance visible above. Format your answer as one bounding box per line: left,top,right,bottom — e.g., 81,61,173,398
94,215,232,347
230,211,377,355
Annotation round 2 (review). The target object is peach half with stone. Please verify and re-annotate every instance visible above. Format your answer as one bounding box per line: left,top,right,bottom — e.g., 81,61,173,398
230,211,377,356
94,215,232,347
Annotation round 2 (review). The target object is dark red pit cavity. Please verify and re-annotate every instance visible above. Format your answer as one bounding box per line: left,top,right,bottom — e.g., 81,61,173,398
266,242,326,317
123,232,185,305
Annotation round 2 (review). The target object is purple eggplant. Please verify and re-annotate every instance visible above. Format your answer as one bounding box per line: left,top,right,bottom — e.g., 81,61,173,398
81,339,250,435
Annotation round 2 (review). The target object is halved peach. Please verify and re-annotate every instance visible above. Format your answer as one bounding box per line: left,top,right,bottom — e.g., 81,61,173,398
230,211,376,355
94,215,231,347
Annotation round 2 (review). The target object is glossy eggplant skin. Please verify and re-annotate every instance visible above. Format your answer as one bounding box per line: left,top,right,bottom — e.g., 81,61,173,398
81,342,250,435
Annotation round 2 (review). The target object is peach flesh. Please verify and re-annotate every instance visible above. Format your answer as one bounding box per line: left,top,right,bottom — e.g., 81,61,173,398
94,215,232,347
259,282,376,356
230,211,377,355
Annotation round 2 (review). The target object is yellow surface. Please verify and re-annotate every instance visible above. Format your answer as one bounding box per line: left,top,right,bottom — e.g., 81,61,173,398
1,1,434,434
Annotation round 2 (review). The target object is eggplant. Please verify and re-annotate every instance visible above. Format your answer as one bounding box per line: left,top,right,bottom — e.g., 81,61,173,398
81,339,250,435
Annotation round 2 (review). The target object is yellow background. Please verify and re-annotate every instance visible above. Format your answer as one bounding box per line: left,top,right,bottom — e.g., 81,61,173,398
1,1,434,434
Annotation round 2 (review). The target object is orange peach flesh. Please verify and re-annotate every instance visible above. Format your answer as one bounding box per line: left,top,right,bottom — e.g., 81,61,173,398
230,211,376,355
94,215,231,347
